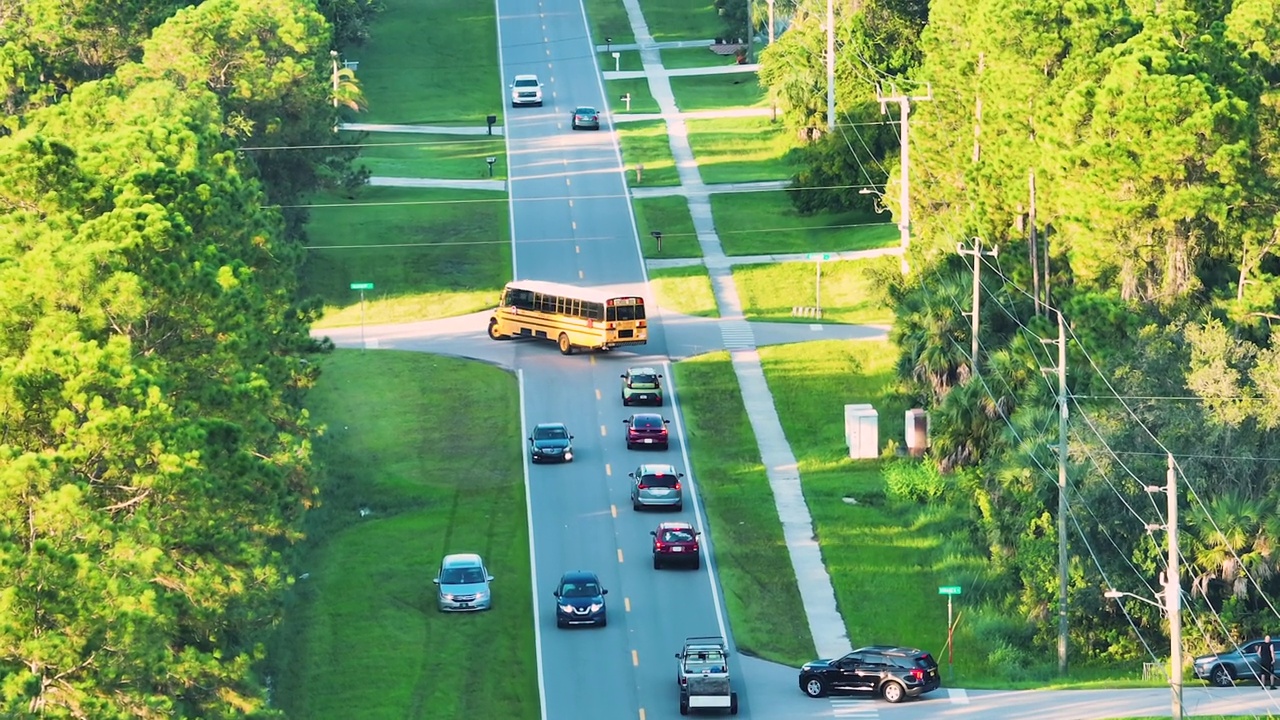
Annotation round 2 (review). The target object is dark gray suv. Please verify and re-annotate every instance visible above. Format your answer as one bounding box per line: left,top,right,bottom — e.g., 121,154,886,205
1193,638,1280,686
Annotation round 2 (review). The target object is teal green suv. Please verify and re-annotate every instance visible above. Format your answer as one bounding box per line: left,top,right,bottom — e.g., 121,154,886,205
621,367,664,406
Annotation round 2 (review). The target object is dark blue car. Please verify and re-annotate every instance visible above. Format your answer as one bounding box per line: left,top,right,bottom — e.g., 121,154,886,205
553,571,608,628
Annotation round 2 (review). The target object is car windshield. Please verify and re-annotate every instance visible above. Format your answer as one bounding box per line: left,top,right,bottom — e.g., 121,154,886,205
662,529,694,542
630,374,657,384
560,581,600,598
515,78,538,87
535,426,567,439
633,417,663,429
441,566,485,584
575,107,596,115
641,473,678,488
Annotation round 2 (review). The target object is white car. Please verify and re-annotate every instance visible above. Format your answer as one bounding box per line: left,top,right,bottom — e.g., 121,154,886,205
510,74,543,107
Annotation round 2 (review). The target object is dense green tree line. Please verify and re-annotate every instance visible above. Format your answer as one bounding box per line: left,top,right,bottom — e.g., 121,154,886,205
763,0,1280,670
0,0,378,715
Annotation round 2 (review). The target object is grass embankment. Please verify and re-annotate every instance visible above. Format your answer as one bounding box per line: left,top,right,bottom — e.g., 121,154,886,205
669,74,768,112
302,186,509,329
686,117,796,184
355,0,499,124
712,191,898,255
661,47,741,70
616,120,679,187
607,79,660,115
600,50,644,72
648,266,718,317
641,0,723,42
270,351,535,719
349,132,507,180
674,354,816,666
735,257,896,325
633,195,700,258
581,0,634,46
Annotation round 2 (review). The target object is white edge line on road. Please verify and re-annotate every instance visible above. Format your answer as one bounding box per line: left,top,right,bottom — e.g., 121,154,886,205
572,0,649,286
664,360,730,645
517,368,548,720
495,0,520,282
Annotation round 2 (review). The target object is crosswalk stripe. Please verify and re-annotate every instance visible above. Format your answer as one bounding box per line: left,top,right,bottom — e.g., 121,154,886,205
830,697,879,717
719,320,755,350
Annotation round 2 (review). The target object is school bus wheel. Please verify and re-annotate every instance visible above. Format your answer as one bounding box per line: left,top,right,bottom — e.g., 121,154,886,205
488,319,508,340
558,333,573,355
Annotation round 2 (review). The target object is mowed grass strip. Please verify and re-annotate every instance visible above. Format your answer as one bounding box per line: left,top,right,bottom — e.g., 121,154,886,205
669,73,767,112
600,50,644,72
582,0,634,46
356,0,499,124
711,191,898,255
734,257,896,325
674,354,816,666
607,78,660,115
685,117,797,184
633,195,700,258
661,47,741,70
617,120,680,186
270,351,535,720
348,132,507,179
641,0,722,41
302,186,509,328
648,265,719,317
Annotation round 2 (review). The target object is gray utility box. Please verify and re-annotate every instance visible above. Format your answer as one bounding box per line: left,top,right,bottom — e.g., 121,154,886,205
905,408,930,457
844,404,879,459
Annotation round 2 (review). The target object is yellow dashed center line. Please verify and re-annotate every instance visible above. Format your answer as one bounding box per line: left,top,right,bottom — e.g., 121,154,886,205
600,425,608,437
611,504,617,518
625,597,632,612
568,199,574,208
572,221,577,230
605,464,612,476
638,709,645,720
617,548,624,563
577,245,582,254
632,649,639,666
595,388,601,400
566,177,571,186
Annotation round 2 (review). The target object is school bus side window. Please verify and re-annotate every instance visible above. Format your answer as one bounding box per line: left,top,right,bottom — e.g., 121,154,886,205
584,302,603,321
508,289,535,309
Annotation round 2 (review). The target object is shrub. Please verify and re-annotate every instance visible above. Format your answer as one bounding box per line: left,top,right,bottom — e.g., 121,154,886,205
883,458,949,503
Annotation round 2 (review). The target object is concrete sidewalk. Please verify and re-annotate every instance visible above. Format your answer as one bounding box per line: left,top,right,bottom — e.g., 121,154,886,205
339,121,504,136
613,107,774,123
630,179,790,199
617,0,854,661
604,63,760,80
647,246,901,270
594,38,716,52
368,176,506,191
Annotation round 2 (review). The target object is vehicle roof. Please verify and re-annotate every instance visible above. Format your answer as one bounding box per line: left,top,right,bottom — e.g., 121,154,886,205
558,570,600,583
627,366,660,375
514,73,539,81
574,106,597,112
853,645,926,656
630,412,665,421
442,553,484,567
504,280,645,304
658,521,695,531
534,422,568,429
636,463,679,474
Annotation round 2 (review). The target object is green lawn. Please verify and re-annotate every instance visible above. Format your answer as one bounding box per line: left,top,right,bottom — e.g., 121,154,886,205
269,351,535,720
686,117,797,184
673,354,816,665
600,50,644,72
582,0,635,46
661,47,740,70
617,120,680,187
734,258,896,325
607,78,660,115
648,265,718,317
669,73,767,112
347,132,507,179
354,0,500,124
633,195,700,258
642,0,723,41
301,186,509,328
711,191,898,255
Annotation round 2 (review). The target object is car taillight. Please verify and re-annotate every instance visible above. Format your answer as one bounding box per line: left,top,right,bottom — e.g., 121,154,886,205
592,115,599,121
653,540,663,549
637,483,647,489
674,482,681,490
910,668,924,681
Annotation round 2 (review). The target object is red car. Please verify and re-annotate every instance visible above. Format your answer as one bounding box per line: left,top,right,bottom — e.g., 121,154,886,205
651,521,700,569
623,413,669,450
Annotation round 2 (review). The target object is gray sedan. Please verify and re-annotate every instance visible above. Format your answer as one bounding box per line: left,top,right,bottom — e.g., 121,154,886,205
630,463,684,511
572,106,600,130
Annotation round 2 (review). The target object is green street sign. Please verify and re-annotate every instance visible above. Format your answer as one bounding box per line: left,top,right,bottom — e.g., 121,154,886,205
806,253,832,260
938,586,962,595
350,282,374,290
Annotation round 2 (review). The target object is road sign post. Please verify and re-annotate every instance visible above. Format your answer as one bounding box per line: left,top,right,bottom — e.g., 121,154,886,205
805,253,831,316
939,585,961,680
350,282,374,348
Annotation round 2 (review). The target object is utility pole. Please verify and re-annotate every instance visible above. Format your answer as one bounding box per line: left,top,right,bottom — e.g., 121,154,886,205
330,50,340,108
1165,452,1183,720
1029,168,1040,315
767,0,774,46
957,238,998,374
1039,309,1069,675
973,52,983,163
826,0,835,133
878,82,932,275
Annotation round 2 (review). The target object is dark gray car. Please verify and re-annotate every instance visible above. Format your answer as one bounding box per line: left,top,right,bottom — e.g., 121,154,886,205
529,422,574,463
1193,638,1280,686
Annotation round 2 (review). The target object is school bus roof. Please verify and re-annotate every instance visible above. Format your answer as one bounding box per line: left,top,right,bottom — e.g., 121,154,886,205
505,280,646,304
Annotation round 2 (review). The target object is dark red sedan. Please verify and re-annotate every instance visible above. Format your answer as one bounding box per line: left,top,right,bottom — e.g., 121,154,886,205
651,521,700,569
623,413,670,450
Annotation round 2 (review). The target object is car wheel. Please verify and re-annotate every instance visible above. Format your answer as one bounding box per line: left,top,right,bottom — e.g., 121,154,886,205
557,617,567,629
730,691,739,715
691,556,700,570
558,333,572,355
653,555,662,570
633,499,641,511
488,319,507,340
660,443,669,451
627,442,635,450
622,395,630,405
657,397,664,407
802,676,826,698
674,502,683,512
679,693,689,715
598,614,607,627
1210,665,1234,687
882,681,906,703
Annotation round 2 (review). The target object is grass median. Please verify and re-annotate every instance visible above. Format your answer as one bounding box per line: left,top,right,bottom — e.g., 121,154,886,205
633,195,700,258
641,0,722,41
712,191,898,255
349,132,508,179
648,265,718,317
669,74,768,112
686,117,797,184
617,120,680,187
734,257,896,324
582,0,635,46
356,0,500,124
269,350,535,719
302,186,509,328
661,47,739,70
674,353,816,666
607,78,660,115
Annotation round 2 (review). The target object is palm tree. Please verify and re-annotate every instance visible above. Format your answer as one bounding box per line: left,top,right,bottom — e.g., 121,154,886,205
329,54,366,112
1185,491,1273,602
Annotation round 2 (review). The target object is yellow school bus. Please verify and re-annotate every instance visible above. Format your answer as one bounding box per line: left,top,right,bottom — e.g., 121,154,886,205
486,280,648,354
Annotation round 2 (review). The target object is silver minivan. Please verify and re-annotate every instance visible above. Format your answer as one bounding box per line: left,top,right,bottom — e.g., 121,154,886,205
434,553,494,611
629,463,684,511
